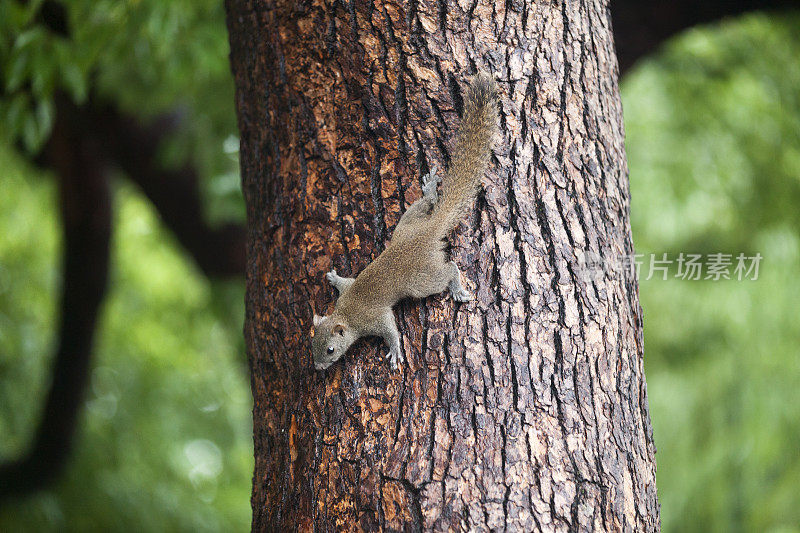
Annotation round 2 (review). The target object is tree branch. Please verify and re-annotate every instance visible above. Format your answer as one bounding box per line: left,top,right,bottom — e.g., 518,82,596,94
1,1,246,500
0,94,111,498
0,94,247,499
612,0,800,73
91,104,246,277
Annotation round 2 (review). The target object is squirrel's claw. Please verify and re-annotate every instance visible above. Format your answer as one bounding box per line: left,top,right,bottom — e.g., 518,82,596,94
386,346,402,370
423,165,442,184
421,166,441,202
326,269,338,282
451,287,474,302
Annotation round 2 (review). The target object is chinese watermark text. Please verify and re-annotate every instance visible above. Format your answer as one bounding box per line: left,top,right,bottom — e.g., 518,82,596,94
577,252,762,282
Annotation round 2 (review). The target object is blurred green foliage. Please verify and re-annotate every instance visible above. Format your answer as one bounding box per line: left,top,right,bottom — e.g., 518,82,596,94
1,1,799,531
0,0,242,222
0,146,252,531
624,12,800,533
0,149,252,531
0,0,251,531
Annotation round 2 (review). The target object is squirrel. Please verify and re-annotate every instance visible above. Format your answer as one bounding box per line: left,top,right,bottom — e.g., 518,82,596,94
312,72,498,370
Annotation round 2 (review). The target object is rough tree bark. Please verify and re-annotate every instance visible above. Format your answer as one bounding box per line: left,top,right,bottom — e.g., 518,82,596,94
226,0,658,530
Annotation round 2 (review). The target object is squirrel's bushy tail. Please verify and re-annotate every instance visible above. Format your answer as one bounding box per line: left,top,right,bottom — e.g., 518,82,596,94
432,72,498,236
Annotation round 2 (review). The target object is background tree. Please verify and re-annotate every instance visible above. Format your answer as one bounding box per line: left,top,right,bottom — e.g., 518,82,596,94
610,0,799,72
0,0,245,498
226,0,660,529
0,0,253,527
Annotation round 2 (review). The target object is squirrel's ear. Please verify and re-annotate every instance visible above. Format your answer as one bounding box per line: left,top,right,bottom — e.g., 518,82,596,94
313,314,324,327
332,324,345,336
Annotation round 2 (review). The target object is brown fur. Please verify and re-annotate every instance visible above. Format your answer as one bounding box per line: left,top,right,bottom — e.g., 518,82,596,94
312,73,499,370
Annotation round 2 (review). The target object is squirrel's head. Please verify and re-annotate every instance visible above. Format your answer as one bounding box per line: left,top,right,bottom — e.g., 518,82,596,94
311,313,355,370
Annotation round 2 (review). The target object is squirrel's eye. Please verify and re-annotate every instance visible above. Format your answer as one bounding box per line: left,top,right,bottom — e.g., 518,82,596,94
327,346,334,355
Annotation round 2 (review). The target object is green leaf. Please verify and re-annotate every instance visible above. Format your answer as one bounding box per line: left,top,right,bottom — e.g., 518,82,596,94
21,112,39,152
13,27,44,50
5,50,29,93
35,99,53,140
62,62,88,103
5,93,29,136
30,52,56,97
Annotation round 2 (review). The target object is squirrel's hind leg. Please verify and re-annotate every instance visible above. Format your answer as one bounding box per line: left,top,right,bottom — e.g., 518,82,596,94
421,166,441,202
444,261,473,302
396,198,433,228
392,167,441,241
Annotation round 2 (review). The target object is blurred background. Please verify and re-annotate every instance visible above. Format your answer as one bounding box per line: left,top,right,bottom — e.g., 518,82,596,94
0,1,798,531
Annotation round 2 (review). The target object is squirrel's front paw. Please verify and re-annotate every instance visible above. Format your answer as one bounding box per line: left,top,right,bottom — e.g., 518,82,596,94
451,287,473,302
326,269,338,282
386,345,402,370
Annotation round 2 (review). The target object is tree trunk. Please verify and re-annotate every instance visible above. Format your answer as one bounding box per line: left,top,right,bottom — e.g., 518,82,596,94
226,0,659,529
